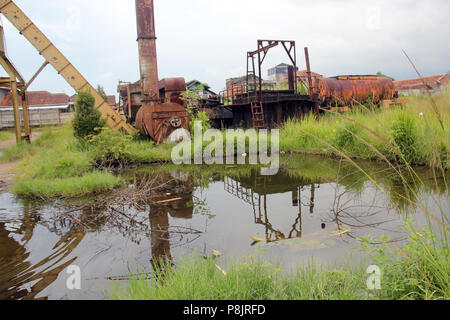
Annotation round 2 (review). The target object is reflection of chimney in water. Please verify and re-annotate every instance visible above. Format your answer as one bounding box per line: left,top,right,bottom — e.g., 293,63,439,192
292,190,299,207
149,206,172,270
310,184,315,214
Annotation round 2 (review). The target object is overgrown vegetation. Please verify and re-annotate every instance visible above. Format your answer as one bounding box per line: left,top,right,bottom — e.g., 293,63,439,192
180,83,211,132
0,130,14,141
72,91,106,140
109,90,448,301
1,90,448,199
97,85,109,103
0,86,446,300
279,90,449,169
110,220,448,300
110,253,366,300
0,123,174,199
360,220,449,300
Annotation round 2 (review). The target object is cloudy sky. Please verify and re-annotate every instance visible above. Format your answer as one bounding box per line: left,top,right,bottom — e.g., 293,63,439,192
1,0,449,96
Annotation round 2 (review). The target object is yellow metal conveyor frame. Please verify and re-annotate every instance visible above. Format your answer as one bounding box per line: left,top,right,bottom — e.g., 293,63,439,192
0,0,137,135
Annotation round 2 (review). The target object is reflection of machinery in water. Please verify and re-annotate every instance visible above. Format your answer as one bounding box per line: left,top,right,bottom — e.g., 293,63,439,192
224,172,320,243
0,202,87,300
146,171,195,269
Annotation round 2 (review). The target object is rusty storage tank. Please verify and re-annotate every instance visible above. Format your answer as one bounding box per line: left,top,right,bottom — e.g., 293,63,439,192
134,0,190,144
317,75,397,107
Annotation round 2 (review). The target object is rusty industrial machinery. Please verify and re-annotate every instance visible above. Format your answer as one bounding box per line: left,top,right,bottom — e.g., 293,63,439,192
221,40,318,128
126,0,190,144
317,75,397,107
1,0,400,141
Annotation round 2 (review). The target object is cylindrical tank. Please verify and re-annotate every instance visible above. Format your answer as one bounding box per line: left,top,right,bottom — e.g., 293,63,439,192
135,0,190,144
318,76,397,106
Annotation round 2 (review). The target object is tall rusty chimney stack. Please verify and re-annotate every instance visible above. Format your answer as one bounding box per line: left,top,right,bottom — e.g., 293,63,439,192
135,0,159,102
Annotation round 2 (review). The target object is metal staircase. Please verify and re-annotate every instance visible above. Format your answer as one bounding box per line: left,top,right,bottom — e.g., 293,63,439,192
251,102,265,129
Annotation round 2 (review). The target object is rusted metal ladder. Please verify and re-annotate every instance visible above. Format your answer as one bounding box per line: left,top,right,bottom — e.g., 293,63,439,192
251,102,265,129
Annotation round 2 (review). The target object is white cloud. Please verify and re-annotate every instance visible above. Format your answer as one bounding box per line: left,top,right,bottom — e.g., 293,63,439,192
1,0,448,95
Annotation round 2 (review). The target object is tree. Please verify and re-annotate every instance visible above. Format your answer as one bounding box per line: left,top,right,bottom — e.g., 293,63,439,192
97,85,109,103
72,91,106,140
376,72,395,81
180,83,211,132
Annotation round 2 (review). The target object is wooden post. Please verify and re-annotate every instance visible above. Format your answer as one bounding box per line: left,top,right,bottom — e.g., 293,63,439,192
20,91,31,142
277,103,282,125
10,81,21,144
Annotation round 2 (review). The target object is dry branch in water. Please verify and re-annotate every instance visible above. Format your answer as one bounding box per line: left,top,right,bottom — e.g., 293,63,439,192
51,173,203,246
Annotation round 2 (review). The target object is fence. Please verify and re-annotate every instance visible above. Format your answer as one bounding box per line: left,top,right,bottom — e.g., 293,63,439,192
0,108,74,129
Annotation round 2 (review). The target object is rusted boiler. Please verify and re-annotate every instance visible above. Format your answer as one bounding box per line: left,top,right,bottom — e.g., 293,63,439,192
317,75,397,107
133,0,189,144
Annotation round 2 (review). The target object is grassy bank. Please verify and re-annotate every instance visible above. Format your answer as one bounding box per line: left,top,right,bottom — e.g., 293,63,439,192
279,91,449,169
110,221,448,300
0,130,15,141
1,91,448,199
1,125,118,198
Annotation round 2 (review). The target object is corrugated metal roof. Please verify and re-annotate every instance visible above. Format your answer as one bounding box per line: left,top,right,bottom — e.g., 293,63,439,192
0,91,69,107
394,74,450,90
0,104,71,111
296,70,324,78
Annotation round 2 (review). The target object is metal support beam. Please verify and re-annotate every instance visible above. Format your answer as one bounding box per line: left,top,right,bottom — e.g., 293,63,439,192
304,47,319,119
24,61,49,91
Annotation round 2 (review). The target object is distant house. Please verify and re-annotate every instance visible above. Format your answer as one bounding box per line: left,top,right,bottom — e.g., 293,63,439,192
296,70,324,85
277,70,324,87
224,75,277,99
0,90,73,128
394,73,450,96
268,63,299,83
186,80,217,99
0,89,71,111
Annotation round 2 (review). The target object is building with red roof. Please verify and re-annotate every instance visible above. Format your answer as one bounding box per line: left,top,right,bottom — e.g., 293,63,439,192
394,73,449,96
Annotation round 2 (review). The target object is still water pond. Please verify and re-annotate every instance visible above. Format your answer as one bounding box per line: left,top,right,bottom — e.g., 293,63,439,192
0,155,447,299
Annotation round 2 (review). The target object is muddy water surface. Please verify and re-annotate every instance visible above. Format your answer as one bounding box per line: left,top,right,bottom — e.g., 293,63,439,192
0,155,447,299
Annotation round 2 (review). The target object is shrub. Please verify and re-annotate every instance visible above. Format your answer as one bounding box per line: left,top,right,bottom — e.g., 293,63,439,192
89,127,133,168
390,111,419,164
72,91,106,140
334,122,372,158
188,109,211,133
360,221,449,300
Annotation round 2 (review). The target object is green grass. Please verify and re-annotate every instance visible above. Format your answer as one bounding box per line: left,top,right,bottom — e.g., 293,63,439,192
0,131,15,141
0,142,36,163
110,254,366,300
0,124,176,199
109,91,449,301
13,171,121,198
109,222,448,300
1,90,448,198
279,93,449,169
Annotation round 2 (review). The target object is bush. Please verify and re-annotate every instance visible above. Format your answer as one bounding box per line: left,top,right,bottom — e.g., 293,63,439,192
89,127,134,168
188,109,211,133
334,122,372,158
360,221,449,300
72,91,106,140
390,111,419,164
